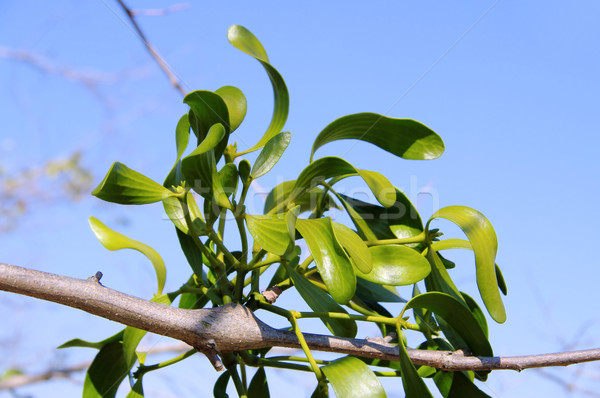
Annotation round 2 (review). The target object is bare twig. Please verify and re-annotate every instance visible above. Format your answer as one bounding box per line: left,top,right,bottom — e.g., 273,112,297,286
0,342,191,390
2,263,600,373
112,0,187,96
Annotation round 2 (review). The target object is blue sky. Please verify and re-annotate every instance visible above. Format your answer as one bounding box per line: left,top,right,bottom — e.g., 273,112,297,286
1,1,599,397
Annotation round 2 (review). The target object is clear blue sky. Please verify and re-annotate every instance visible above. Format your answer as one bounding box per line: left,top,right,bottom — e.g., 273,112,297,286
1,1,599,397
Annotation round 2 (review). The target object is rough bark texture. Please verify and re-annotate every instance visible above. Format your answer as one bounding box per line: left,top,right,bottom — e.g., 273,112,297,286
2,262,600,372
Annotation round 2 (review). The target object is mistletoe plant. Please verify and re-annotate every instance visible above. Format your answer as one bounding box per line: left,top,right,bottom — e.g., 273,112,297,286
67,25,507,397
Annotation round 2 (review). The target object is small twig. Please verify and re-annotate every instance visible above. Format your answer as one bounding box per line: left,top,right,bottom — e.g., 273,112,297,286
114,0,187,96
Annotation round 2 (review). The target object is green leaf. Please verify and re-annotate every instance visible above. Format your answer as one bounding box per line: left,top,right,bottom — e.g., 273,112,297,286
285,262,357,338
321,356,387,398
247,367,270,398
296,218,356,304
58,330,124,350
89,217,166,295
164,114,191,188
92,162,173,205
462,292,488,339
246,213,290,256
424,246,466,306
427,206,506,323
213,370,231,398
122,326,146,368
404,292,493,357
355,278,406,303
311,112,444,162
83,340,130,398
215,85,247,132
331,222,372,274
337,191,422,241
175,227,205,277
397,337,434,398
355,246,430,286
250,132,291,178
430,243,506,295
228,25,289,154
446,372,491,398
291,157,396,208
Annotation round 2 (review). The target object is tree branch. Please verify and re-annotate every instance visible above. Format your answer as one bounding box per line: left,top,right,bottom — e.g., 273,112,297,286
1,263,600,372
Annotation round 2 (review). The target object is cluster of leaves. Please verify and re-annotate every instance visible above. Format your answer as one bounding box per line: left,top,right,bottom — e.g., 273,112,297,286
62,25,507,397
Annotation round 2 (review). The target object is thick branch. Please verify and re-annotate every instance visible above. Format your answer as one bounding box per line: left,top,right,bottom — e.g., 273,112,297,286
2,263,600,372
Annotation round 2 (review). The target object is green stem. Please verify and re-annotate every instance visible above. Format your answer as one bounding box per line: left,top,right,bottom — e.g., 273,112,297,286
246,249,267,270
234,270,247,302
298,255,314,273
247,255,278,271
217,208,227,245
223,353,247,398
267,356,331,365
240,363,247,392
135,349,196,377
295,311,397,325
208,230,239,269
251,269,260,295
289,312,325,382
256,300,291,318
234,212,249,268
239,180,251,208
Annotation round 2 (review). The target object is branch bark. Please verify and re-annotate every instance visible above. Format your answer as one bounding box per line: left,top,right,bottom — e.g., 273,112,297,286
1,263,600,372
